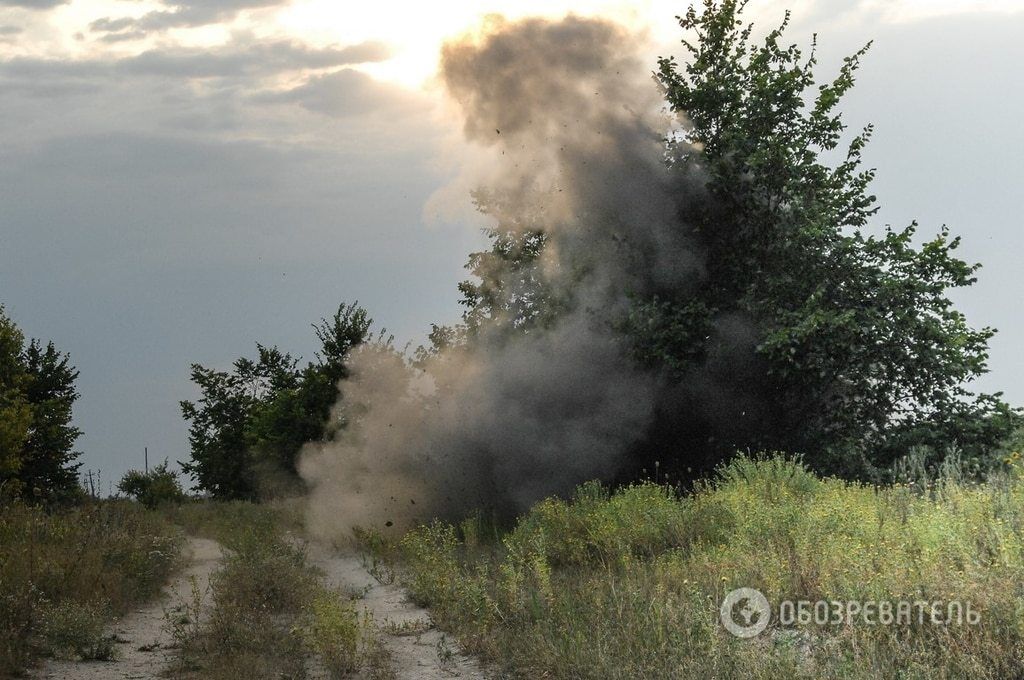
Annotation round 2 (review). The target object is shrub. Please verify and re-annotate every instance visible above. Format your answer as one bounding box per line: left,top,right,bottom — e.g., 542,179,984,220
117,460,187,508
37,600,115,661
298,590,362,676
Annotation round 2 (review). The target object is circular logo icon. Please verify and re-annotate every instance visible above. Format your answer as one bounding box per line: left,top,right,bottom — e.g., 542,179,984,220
720,587,771,638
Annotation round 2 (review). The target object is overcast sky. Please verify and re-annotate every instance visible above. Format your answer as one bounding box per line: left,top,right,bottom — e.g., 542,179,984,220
1,0,1021,489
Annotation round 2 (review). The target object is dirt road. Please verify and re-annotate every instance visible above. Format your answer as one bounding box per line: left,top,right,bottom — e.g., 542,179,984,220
306,542,489,680
32,535,488,679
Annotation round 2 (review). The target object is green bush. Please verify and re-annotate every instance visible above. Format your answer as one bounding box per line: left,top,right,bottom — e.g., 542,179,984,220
117,460,187,509
298,590,362,676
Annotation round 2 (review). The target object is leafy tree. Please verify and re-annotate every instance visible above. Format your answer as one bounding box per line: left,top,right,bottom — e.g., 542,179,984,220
246,303,385,479
0,307,83,503
19,340,83,504
457,218,553,335
118,460,186,508
181,303,383,499
645,0,1014,475
180,344,299,500
0,307,30,496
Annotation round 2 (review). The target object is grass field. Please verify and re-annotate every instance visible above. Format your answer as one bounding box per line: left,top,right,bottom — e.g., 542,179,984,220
378,455,1024,679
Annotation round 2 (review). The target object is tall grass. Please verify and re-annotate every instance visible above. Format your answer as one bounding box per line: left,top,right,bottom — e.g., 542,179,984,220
0,500,182,676
391,455,1024,679
160,497,303,544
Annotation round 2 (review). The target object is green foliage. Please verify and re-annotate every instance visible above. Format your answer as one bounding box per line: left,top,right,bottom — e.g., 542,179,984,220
456,211,555,337
0,306,83,505
0,307,31,492
19,340,83,505
118,460,187,508
418,222,553,362
646,0,1013,474
181,302,385,500
0,500,182,674
297,589,363,676
180,344,299,500
160,497,304,546
394,455,1024,678
509,481,692,566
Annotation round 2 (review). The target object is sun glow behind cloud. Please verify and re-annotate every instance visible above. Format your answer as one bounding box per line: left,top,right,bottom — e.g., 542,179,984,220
275,0,669,88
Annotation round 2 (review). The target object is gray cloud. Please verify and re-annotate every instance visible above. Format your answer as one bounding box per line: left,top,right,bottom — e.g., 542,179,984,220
0,57,107,80
0,37,390,88
122,39,390,78
0,0,66,8
251,68,414,117
97,30,149,44
89,0,288,39
88,16,136,32
0,37,422,172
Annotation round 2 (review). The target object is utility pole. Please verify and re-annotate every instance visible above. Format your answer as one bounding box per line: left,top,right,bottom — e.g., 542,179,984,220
145,446,149,474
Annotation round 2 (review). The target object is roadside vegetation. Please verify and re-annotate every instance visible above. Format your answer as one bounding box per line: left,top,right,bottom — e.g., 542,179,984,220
0,500,182,675
1,495,396,678
373,454,1024,679
179,302,389,501
168,501,393,680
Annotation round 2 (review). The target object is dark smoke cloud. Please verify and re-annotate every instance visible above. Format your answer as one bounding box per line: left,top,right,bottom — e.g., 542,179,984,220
300,15,709,539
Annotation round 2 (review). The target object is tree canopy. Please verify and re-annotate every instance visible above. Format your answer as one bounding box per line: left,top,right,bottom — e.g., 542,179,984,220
0,306,82,504
180,302,385,499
